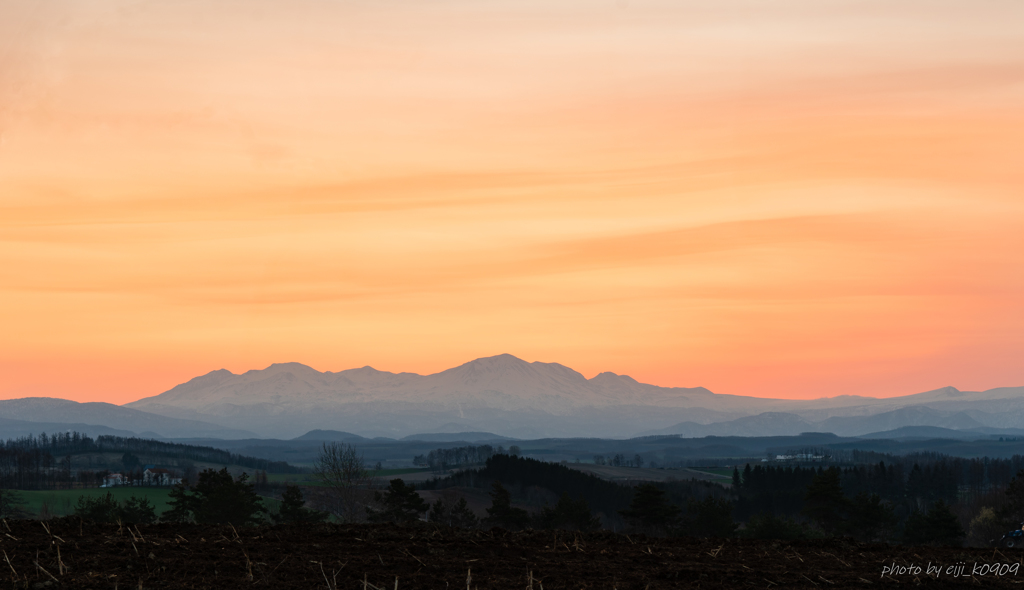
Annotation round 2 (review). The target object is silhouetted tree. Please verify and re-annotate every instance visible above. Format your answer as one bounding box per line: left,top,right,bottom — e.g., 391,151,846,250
0,489,28,519
273,485,328,524
74,492,155,524
367,479,429,525
162,481,196,523
428,489,478,529
684,496,737,538
160,468,266,526
847,492,897,542
536,493,601,531
997,469,1024,529
903,500,966,546
484,480,530,530
74,492,121,522
803,468,848,535
313,442,377,523
620,483,680,534
119,496,157,524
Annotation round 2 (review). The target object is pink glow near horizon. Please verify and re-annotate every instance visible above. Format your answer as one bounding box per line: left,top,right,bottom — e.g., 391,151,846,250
1,1,1023,405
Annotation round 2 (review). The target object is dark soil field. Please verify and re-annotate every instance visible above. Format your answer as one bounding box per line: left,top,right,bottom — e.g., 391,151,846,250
2,519,1023,589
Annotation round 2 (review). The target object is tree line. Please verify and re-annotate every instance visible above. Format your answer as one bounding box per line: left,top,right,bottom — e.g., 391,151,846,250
592,453,646,467
412,444,498,472
0,432,302,490
420,453,635,516
14,442,1024,549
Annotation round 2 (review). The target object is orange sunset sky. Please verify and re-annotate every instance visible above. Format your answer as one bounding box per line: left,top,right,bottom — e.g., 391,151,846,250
1,1,1023,405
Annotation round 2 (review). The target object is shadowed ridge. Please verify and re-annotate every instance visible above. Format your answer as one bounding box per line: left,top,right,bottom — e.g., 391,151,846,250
589,371,640,384
340,365,407,377
249,362,323,376
184,367,237,384
430,353,589,390
127,368,238,406
292,429,367,441
431,353,530,374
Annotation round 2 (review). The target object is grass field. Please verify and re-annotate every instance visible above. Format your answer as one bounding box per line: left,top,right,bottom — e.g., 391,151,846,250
16,487,175,518
14,487,283,519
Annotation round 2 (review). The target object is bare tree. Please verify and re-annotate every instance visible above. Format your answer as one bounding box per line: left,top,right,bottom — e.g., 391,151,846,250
0,489,29,519
311,442,378,523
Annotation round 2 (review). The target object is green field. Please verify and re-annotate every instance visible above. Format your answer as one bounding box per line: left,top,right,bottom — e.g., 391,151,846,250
14,487,282,520
16,488,175,518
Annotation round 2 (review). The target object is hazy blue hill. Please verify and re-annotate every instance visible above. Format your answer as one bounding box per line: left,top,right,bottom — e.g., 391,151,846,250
0,416,138,439
291,429,367,442
856,425,982,440
814,406,984,436
857,425,1024,440
399,432,516,443
637,412,814,437
0,398,254,439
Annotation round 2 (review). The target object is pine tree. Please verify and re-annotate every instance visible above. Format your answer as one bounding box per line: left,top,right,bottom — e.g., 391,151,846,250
161,468,267,526
847,492,896,542
997,469,1024,529
619,483,681,533
0,489,29,519
367,478,429,525
803,468,848,535
74,492,120,522
537,493,601,531
119,496,157,524
162,482,197,523
73,492,155,524
484,480,530,530
904,500,966,546
274,484,328,524
685,496,737,538
192,469,267,525
428,495,479,529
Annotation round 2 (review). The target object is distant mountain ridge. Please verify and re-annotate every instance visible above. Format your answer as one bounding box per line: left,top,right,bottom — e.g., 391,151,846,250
120,354,1024,440
0,398,257,439
135,354,726,413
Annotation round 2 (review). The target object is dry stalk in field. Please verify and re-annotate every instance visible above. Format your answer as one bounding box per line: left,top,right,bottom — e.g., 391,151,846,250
360,572,387,590
33,560,58,583
3,549,16,577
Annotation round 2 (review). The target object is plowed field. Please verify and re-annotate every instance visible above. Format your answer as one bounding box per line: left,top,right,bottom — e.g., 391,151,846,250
2,519,1022,589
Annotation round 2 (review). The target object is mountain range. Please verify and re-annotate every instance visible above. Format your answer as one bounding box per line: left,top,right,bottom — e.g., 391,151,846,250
3,354,1022,440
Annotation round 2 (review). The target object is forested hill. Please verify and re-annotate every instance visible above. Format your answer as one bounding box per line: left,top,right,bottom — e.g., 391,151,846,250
1,431,303,474
421,454,726,517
